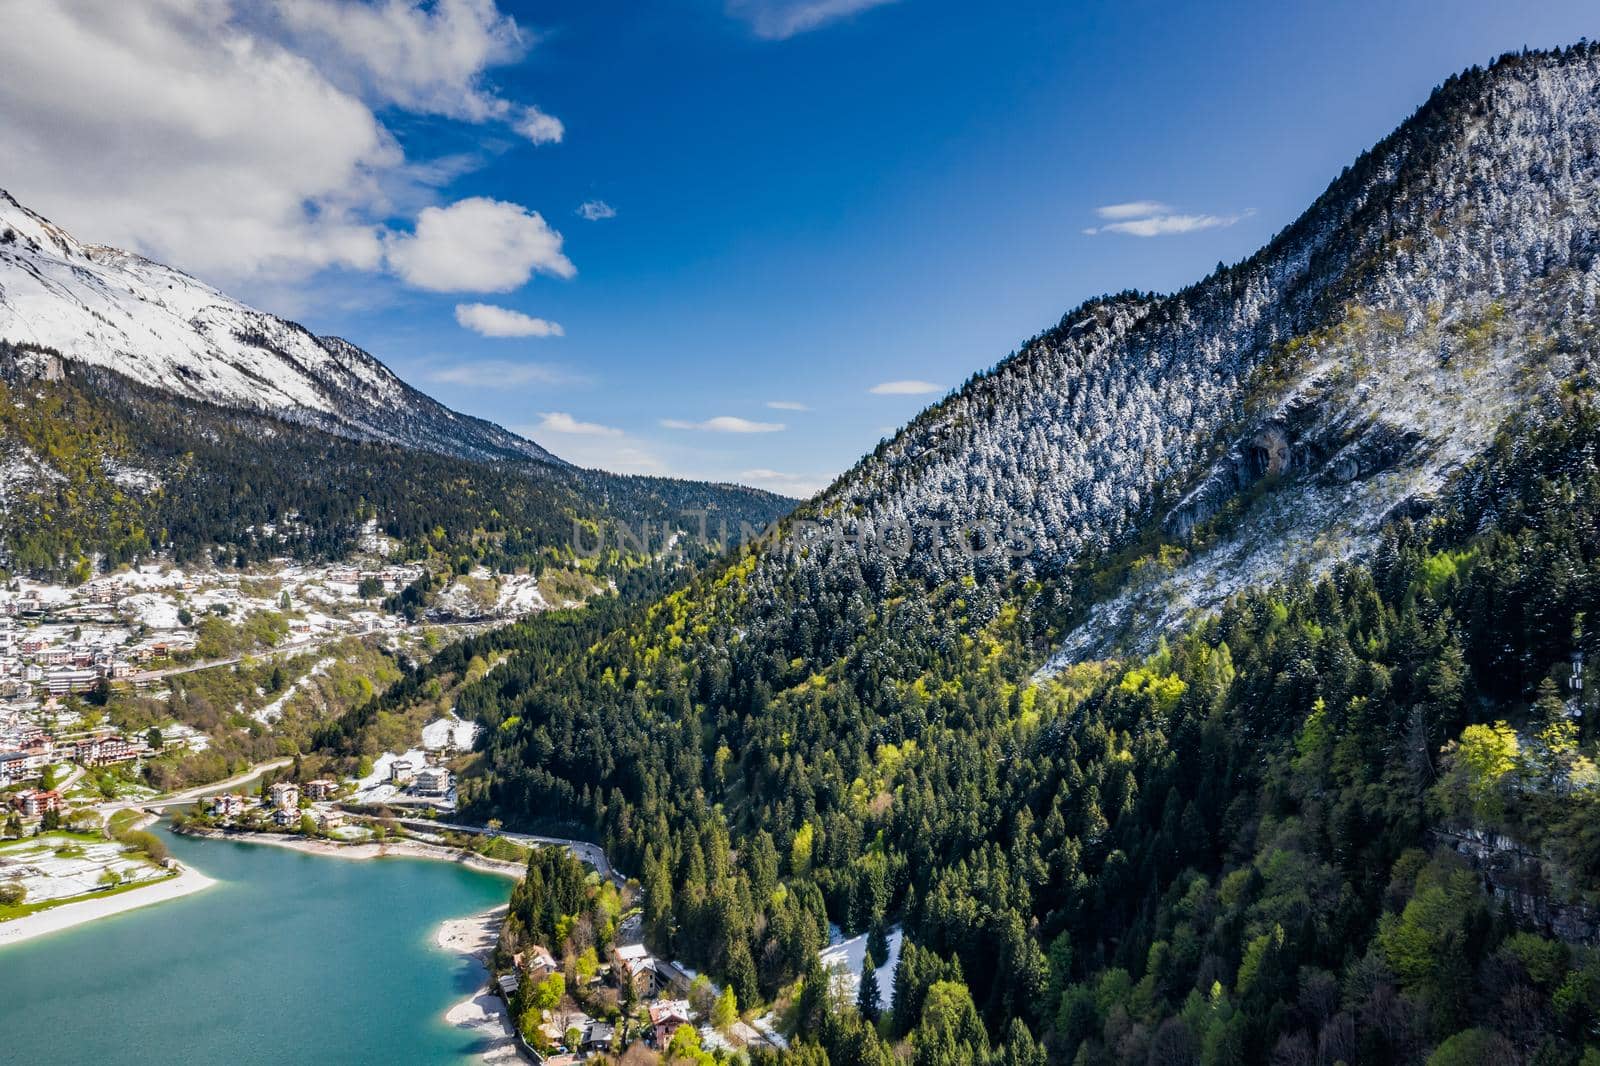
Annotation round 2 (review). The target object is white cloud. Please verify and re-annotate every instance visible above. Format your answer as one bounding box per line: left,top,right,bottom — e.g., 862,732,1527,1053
578,199,617,221
1084,204,1253,237
454,302,564,338
587,445,667,474
426,359,575,387
765,400,809,411
0,2,394,284
388,197,574,292
739,468,827,497
1095,200,1170,220
727,0,899,39
0,1,563,290
271,0,562,144
869,380,943,396
515,105,565,145
661,416,786,433
532,411,623,436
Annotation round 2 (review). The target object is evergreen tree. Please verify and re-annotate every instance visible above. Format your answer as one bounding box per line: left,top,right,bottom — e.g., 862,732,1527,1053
857,950,882,1022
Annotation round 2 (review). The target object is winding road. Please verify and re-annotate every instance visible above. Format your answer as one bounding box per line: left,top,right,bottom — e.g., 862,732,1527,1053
391,816,618,881
94,756,294,822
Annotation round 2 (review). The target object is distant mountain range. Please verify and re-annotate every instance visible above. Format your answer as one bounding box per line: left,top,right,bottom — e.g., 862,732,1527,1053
0,189,559,465
0,190,794,579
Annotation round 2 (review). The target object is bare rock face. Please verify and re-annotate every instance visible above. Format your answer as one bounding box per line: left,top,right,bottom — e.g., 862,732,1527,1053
1436,825,1600,946
1250,426,1293,477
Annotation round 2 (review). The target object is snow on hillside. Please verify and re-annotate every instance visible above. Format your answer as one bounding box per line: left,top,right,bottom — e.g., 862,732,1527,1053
0,189,561,465
752,49,1600,670
820,925,903,1008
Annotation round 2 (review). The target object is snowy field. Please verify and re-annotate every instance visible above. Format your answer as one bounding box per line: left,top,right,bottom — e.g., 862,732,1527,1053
819,925,903,1008
0,835,164,903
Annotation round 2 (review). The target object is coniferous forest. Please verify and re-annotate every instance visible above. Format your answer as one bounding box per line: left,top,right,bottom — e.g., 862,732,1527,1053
321,47,1600,1065
11,27,1600,1066
329,383,1600,1066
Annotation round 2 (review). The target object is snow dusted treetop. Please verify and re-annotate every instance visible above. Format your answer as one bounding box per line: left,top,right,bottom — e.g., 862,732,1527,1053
734,44,1600,665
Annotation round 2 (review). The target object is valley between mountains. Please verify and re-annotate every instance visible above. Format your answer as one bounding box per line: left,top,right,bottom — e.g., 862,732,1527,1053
7,41,1600,1066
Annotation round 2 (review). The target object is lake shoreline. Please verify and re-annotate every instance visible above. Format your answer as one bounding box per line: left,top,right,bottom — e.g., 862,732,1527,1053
437,903,525,1063
0,864,217,949
176,825,526,879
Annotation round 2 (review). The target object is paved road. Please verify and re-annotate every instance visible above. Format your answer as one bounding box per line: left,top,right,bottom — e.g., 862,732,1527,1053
56,764,87,795
393,816,620,882
93,756,295,820
132,635,378,682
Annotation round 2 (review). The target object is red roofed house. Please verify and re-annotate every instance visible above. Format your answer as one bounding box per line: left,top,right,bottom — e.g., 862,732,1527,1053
13,788,61,819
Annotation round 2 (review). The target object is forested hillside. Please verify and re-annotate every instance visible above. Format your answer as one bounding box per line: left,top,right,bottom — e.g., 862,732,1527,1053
0,344,792,581
322,45,1600,1064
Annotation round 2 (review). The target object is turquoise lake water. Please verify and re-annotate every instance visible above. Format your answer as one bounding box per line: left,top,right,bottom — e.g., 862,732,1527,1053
0,828,514,1064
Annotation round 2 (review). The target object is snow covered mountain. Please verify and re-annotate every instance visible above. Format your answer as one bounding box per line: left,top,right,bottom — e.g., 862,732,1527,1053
0,189,560,465
740,44,1600,668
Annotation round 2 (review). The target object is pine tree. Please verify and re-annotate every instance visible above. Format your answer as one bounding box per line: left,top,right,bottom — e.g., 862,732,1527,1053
867,919,890,964
857,950,882,1022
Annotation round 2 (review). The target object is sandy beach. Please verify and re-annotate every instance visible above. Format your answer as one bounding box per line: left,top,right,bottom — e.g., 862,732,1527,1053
0,865,217,949
438,903,507,960
179,827,525,879
438,904,524,1063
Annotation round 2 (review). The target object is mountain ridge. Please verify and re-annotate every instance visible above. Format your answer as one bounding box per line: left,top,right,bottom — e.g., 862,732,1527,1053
783,43,1600,669
0,340,796,579
311,42,1600,1065
0,188,563,466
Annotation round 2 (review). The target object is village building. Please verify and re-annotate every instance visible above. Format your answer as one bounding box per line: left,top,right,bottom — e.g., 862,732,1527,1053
206,793,247,819
268,781,300,810
413,765,450,796
12,787,61,818
0,750,27,785
618,944,662,998
44,668,96,696
648,1000,693,1047
521,945,558,981
73,735,143,766
582,1021,616,1053
304,779,338,801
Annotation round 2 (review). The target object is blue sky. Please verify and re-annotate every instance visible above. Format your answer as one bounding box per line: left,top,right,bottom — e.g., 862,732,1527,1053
4,1,1597,495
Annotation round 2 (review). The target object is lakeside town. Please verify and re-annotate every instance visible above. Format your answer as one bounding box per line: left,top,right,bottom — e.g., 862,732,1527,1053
0,539,556,783
0,547,894,1065
0,539,569,939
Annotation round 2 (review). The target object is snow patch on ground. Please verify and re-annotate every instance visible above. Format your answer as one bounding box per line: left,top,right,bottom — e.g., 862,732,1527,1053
103,460,161,494
1038,294,1541,675
0,837,163,903
119,592,183,630
422,715,479,752
819,925,902,1008
253,656,334,725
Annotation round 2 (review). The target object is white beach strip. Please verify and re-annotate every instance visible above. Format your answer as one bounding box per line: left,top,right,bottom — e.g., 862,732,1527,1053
0,866,217,949
179,828,525,879
438,905,523,1063
437,903,508,960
